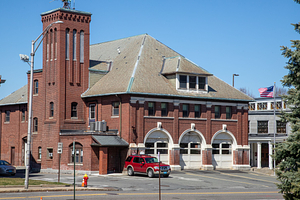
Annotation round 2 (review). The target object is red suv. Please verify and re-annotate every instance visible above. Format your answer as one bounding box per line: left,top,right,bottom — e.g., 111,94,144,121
124,155,171,178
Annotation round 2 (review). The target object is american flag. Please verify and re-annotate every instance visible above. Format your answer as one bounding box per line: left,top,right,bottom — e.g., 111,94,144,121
258,86,274,97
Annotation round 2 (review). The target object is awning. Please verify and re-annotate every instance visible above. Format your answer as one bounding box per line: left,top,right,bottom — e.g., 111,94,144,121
91,135,129,147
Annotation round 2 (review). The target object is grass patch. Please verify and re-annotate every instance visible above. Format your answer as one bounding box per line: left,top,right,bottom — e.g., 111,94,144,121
0,178,69,186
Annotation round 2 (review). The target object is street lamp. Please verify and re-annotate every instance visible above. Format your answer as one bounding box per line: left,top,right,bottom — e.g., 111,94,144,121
20,20,63,189
232,74,239,87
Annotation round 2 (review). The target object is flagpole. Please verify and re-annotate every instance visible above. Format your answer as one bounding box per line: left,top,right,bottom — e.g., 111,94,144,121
273,82,276,176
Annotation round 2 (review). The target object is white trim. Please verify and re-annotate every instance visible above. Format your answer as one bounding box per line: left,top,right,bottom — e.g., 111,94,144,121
144,128,174,147
211,129,238,149
178,129,207,148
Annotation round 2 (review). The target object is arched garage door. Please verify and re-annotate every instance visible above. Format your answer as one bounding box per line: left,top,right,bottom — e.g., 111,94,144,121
212,132,234,169
144,130,170,164
179,131,202,169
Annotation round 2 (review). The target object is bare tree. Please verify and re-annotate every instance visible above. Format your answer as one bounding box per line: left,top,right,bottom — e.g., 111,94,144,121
239,87,255,98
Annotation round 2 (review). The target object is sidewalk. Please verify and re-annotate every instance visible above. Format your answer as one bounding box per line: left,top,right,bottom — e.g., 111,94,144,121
250,167,276,176
0,185,119,193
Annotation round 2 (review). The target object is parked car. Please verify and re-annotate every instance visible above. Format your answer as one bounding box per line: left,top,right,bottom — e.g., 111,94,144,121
124,155,171,178
0,160,16,176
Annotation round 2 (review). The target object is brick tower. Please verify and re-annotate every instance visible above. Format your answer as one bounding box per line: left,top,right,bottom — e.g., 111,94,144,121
35,8,91,169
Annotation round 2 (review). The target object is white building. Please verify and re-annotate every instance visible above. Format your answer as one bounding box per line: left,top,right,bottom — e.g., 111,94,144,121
248,97,291,169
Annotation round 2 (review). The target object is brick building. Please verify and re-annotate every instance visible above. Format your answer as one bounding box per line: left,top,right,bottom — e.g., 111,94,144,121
0,7,253,174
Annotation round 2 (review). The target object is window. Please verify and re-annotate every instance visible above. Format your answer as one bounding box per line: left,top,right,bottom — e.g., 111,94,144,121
258,121,268,133
89,104,95,119
249,103,255,111
277,121,286,133
50,102,54,118
212,143,232,154
215,106,220,119
198,77,206,90
145,142,168,155
178,75,207,91
182,104,189,117
65,28,70,60
257,102,267,110
54,28,57,59
180,142,201,154
148,102,155,116
5,111,10,122
21,109,25,122
69,143,83,163
38,147,42,160
195,105,201,118
34,80,38,94
80,30,84,63
189,76,196,89
179,75,187,89
226,107,232,119
33,117,38,132
71,102,78,118
112,102,120,116
47,148,53,160
161,103,168,117
276,102,282,109
73,29,77,60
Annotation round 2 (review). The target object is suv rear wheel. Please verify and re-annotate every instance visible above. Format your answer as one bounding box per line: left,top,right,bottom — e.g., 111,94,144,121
147,169,154,178
127,167,134,176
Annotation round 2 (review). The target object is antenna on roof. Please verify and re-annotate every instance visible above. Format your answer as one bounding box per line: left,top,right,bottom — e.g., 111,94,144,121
73,0,75,9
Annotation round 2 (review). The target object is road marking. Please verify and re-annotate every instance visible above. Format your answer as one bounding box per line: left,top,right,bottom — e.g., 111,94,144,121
218,172,278,184
183,172,270,187
0,191,280,199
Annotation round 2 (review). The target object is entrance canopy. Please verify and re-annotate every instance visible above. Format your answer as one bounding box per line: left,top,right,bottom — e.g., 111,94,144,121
91,135,129,147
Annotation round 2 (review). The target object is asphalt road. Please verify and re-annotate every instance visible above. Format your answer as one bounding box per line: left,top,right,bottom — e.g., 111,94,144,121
0,169,283,200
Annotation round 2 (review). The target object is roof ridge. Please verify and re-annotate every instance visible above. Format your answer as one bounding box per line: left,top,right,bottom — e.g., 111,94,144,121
126,35,147,92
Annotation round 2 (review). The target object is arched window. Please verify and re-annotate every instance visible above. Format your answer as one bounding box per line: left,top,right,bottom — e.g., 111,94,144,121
65,28,70,60
80,30,84,63
34,80,38,94
71,102,78,118
33,117,38,132
69,142,83,163
50,102,54,117
50,29,53,60
54,28,57,60
73,29,77,60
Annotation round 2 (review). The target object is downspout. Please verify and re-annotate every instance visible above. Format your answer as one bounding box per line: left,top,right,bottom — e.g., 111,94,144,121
116,95,122,138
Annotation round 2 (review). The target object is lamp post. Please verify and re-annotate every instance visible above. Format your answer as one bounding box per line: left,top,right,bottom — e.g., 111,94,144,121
232,74,239,87
20,20,63,189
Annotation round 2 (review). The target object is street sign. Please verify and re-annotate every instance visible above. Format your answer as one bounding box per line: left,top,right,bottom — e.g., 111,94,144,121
57,142,63,154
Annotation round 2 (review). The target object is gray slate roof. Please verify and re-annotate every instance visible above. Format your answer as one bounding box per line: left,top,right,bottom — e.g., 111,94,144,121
0,85,27,106
83,34,253,102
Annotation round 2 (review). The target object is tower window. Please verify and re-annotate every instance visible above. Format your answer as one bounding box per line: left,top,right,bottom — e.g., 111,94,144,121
73,29,77,60
195,105,201,118
33,117,38,132
50,102,54,118
226,106,232,119
34,80,38,94
80,30,84,63
5,111,10,122
65,28,70,60
71,102,78,118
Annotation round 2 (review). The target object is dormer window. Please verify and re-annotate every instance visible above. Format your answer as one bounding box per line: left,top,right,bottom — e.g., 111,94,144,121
177,74,207,92
179,75,187,89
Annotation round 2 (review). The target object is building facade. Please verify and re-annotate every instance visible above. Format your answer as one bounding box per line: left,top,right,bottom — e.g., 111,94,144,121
0,7,253,174
248,97,291,169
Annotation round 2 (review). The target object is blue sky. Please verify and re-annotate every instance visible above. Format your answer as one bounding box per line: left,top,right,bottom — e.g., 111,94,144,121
0,0,299,100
